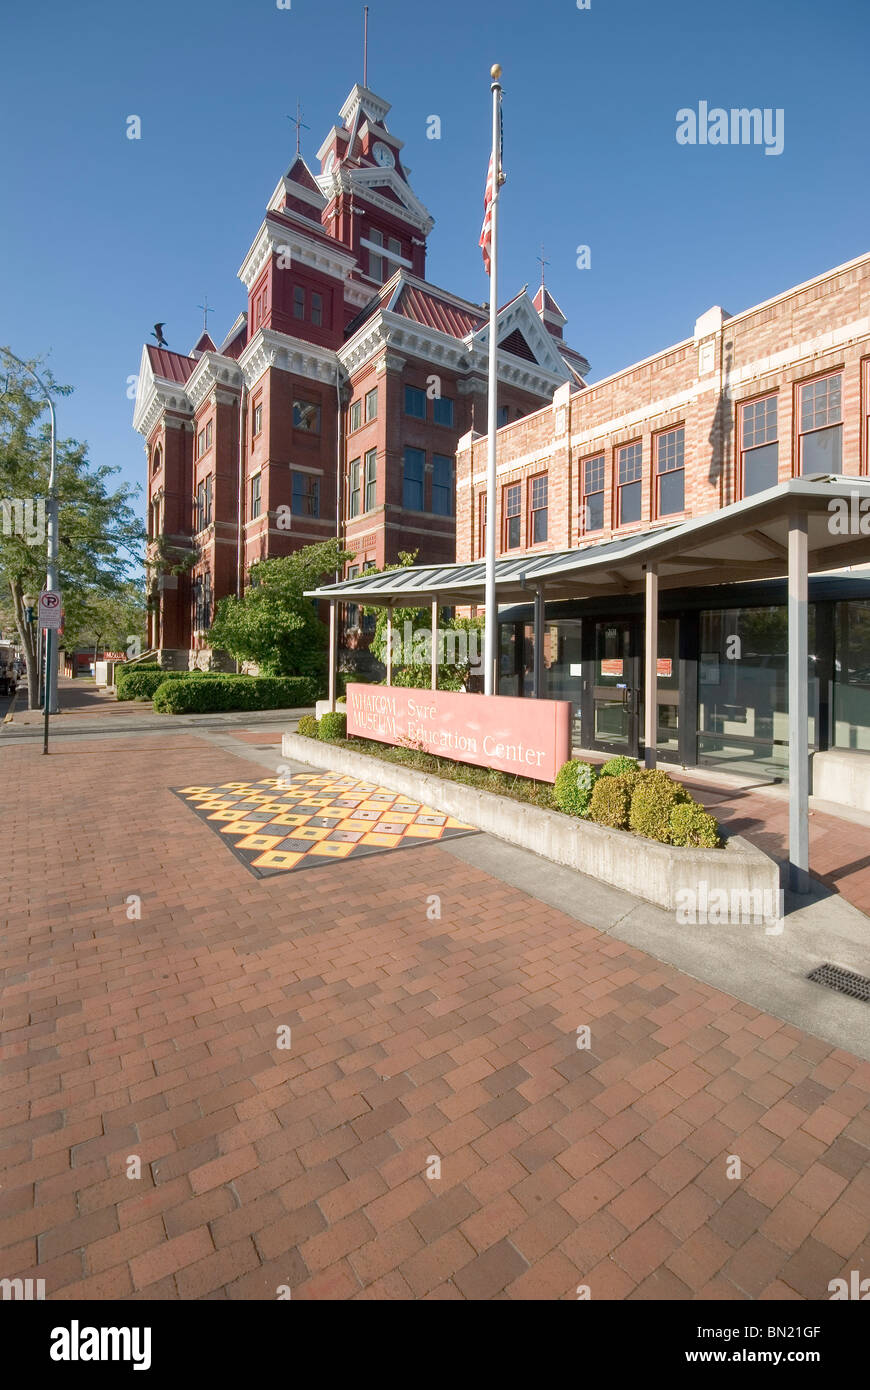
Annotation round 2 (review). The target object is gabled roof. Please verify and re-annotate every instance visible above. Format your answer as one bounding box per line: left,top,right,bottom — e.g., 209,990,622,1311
397,282,486,338
145,345,196,383
533,284,566,321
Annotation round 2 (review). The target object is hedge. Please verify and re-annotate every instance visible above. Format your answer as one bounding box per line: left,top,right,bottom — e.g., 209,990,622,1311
297,714,319,738
153,674,318,714
115,669,222,701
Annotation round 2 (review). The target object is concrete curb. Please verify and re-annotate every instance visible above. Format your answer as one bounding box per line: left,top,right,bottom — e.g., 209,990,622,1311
281,732,781,914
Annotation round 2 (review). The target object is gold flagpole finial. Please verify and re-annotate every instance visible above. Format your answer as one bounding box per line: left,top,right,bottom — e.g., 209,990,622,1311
491,63,502,80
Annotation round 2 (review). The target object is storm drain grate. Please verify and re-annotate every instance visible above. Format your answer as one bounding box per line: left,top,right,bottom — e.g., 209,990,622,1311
807,962,870,1003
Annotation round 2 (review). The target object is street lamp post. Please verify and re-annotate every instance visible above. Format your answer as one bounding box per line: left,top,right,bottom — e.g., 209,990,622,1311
3,351,59,716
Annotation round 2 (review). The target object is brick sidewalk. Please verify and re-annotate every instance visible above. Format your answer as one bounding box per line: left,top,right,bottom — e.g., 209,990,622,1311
2,732,870,1300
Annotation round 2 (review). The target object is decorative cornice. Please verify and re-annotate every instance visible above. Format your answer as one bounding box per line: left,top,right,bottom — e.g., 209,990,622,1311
316,166,434,235
186,352,244,411
237,219,357,290
239,327,339,390
133,346,194,437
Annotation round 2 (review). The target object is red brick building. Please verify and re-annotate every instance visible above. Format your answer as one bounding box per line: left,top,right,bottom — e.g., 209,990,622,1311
133,81,587,667
449,251,870,775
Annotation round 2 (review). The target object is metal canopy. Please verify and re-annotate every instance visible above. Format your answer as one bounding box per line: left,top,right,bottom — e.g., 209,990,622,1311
307,476,870,606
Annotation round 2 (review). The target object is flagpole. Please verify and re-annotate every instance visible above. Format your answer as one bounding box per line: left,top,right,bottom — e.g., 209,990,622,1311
484,63,502,696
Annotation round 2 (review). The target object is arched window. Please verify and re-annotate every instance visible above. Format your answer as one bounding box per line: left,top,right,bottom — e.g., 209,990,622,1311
152,445,162,474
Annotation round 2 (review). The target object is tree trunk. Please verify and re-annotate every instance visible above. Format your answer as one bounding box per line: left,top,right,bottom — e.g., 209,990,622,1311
7,578,40,709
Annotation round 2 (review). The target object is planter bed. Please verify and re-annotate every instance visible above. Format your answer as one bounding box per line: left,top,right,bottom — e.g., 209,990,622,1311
282,731,780,914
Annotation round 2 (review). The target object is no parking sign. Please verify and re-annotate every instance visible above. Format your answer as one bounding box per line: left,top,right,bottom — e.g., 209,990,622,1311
38,590,62,630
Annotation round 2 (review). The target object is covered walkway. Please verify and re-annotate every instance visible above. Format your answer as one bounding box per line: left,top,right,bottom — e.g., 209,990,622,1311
309,476,870,894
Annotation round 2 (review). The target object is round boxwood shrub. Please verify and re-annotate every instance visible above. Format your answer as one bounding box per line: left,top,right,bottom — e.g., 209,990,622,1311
588,773,632,829
599,755,639,778
669,802,722,848
629,769,691,842
297,714,319,738
317,711,347,741
553,760,597,818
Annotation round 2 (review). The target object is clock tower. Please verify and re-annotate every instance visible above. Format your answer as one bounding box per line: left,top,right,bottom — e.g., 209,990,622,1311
315,84,434,283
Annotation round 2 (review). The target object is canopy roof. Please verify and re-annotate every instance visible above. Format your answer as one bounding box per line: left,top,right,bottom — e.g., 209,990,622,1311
307,476,870,606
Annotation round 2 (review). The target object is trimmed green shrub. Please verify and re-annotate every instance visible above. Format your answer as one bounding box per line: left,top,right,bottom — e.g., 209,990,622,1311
553,760,597,818
297,714,319,738
588,773,632,829
116,669,186,700
317,711,347,741
600,755,639,778
629,769,691,842
153,674,318,714
669,802,722,848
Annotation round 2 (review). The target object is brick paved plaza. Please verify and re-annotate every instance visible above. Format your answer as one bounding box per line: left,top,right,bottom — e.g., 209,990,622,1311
2,713,870,1300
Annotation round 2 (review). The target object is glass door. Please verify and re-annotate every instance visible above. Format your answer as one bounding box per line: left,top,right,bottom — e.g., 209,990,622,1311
591,620,640,754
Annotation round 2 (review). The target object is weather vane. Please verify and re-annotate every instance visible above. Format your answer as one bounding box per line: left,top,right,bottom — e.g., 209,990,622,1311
537,243,550,288
197,296,214,335
286,100,310,156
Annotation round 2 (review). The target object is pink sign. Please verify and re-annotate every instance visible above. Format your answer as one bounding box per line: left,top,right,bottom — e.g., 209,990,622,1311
345,685,572,783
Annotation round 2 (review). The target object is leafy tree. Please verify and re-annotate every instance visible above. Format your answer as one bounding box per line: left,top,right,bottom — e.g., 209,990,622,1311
363,551,484,690
208,538,353,680
0,351,144,708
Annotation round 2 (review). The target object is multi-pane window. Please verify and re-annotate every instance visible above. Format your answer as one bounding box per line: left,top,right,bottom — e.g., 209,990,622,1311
364,448,377,511
250,473,261,519
348,458,361,518
194,476,213,531
365,388,378,421
799,373,842,472
503,483,521,549
655,426,685,516
193,572,212,632
433,395,454,427
349,400,361,432
478,494,487,558
617,441,643,525
368,229,384,281
432,455,453,516
402,447,425,510
345,565,359,630
311,292,322,327
252,402,263,438
197,428,205,458
361,559,377,633
293,399,321,433
583,454,605,532
291,472,320,517
740,395,779,495
529,474,548,544
206,420,213,450
405,385,426,419
293,286,305,320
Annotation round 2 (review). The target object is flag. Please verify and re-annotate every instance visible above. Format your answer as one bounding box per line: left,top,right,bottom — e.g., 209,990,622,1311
479,105,503,274
479,154,495,275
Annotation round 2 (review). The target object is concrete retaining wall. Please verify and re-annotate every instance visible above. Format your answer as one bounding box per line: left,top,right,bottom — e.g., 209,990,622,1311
282,733,781,913
813,748,870,814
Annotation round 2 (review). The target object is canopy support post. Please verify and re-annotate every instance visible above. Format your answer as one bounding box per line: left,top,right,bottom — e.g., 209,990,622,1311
643,563,658,769
788,513,811,893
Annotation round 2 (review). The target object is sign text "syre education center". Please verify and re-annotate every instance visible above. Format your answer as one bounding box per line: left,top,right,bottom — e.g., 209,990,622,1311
345,685,572,783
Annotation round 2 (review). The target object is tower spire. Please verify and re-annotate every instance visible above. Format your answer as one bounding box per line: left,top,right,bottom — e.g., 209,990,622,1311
537,243,550,289
363,6,369,87
286,101,310,157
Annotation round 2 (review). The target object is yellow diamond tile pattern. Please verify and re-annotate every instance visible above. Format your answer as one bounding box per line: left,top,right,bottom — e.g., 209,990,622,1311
173,772,478,878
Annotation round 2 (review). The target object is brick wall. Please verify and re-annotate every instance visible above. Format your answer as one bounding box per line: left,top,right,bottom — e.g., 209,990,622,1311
456,253,870,564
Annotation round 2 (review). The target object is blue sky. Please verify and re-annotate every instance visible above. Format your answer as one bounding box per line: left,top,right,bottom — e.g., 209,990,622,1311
2,0,868,524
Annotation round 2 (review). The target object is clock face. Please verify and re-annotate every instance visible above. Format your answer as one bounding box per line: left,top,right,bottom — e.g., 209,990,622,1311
373,141,394,169
323,151,335,174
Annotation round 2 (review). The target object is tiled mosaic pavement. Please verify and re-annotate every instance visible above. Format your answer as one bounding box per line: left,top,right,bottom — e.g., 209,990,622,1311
174,772,478,877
